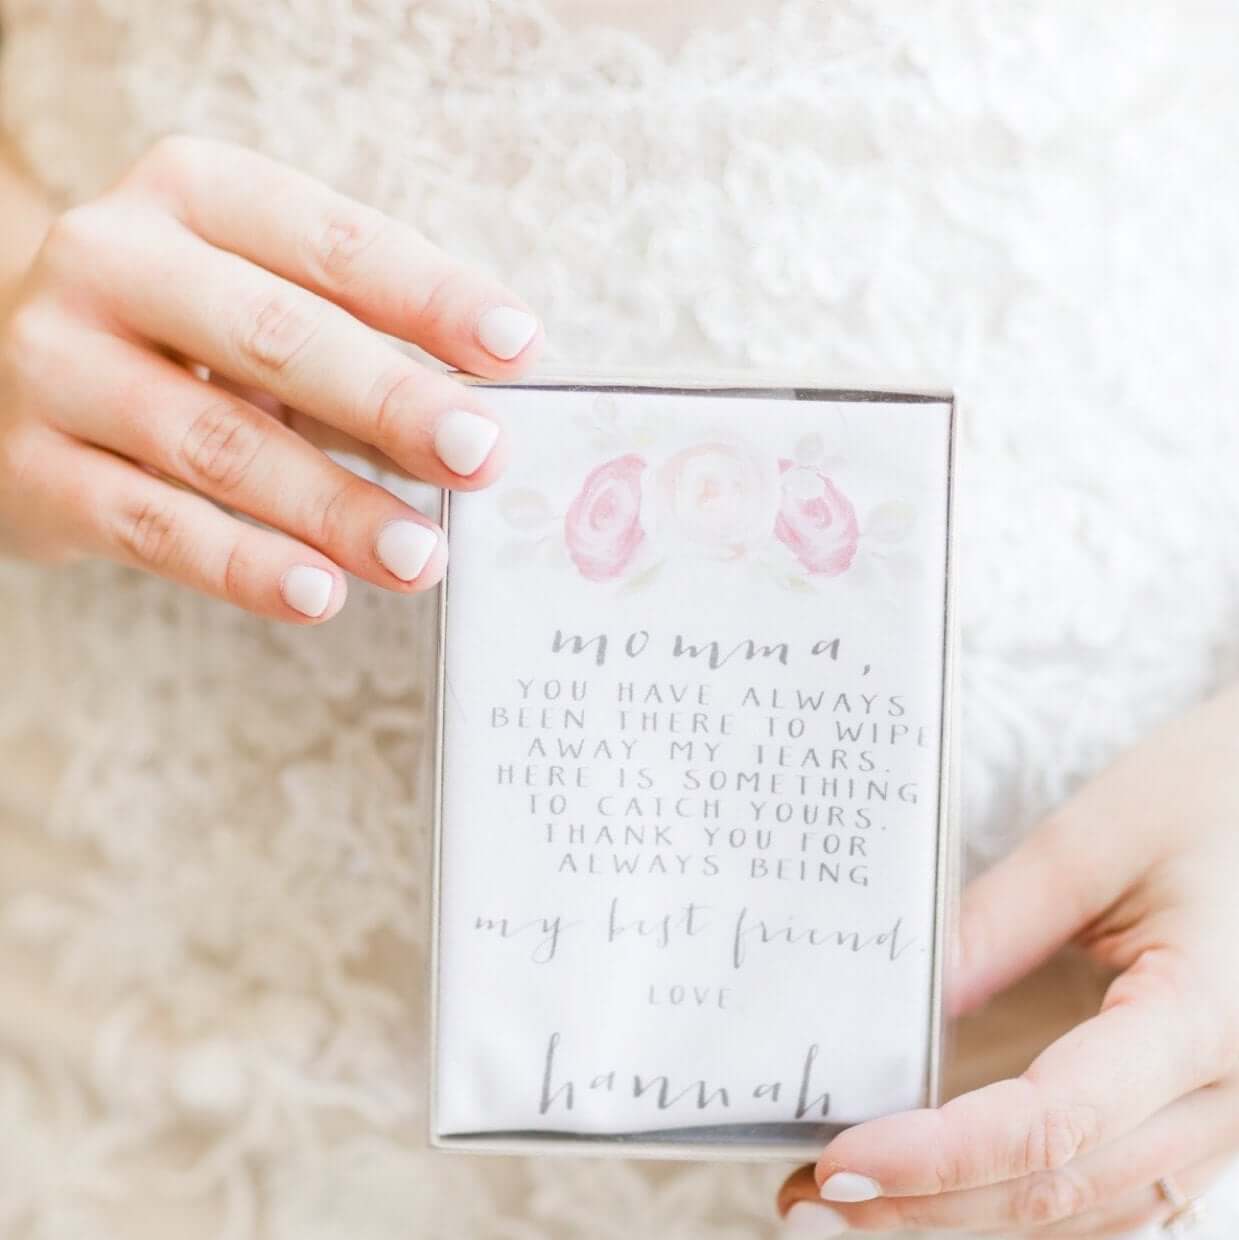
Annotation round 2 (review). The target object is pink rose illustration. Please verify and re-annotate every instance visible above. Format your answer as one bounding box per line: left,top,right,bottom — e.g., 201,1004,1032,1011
774,460,859,575
564,453,647,581
654,442,778,560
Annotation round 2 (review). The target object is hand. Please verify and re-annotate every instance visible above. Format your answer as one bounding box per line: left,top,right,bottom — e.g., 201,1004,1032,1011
0,135,542,621
778,681,1239,1237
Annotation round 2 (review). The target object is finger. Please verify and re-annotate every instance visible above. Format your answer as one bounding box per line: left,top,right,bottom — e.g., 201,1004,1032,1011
776,1166,855,1237
950,825,1097,1019
44,328,446,591
124,135,542,374
814,950,1230,1199
27,433,347,623
46,206,507,485
776,1166,829,1221
776,1164,818,1216
956,686,1239,1021
951,803,1144,1020
783,1079,1239,1233
200,371,407,479
1039,1153,1237,1238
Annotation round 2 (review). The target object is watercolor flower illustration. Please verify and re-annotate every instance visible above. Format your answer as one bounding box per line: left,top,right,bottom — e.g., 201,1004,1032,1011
498,402,910,592
652,442,779,561
773,460,860,576
562,453,647,581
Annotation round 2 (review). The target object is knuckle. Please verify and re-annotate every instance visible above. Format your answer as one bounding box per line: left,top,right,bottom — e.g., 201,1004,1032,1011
40,205,108,270
305,475,365,549
1021,1100,1099,1174
367,364,423,452
932,1144,973,1196
220,537,247,601
310,203,388,287
234,290,321,375
115,497,182,570
412,262,473,331
5,301,101,411
3,303,58,382
135,133,204,188
926,1106,978,1194
1012,1170,1090,1226
178,400,266,494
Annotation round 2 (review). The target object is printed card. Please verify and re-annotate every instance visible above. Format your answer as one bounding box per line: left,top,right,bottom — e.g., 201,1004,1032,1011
433,383,955,1153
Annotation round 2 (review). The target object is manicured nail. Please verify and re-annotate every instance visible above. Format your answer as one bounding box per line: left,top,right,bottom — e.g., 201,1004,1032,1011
281,566,333,618
435,409,499,476
819,1172,881,1203
477,306,538,360
375,519,438,582
781,1201,849,1237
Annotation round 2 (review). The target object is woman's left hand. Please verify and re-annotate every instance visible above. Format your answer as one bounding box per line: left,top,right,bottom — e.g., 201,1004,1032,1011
777,681,1239,1237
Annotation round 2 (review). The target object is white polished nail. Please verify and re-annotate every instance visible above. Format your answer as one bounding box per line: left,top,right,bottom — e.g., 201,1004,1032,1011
781,1201,849,1237
375,520,437,581
434,409,499,476
281,566,333,618
819,1172,881,1203
477,306,538,360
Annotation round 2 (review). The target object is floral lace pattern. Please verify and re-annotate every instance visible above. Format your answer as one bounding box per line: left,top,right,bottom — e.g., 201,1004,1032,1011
2,1,1239,1236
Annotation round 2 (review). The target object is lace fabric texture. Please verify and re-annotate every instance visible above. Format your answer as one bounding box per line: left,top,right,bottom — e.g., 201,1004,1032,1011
1,1,1239,1236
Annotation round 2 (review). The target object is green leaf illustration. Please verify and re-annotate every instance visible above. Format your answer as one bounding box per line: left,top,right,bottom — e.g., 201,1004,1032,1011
794,432,825,463
620,561,665,593
864,501,916,543
498,488,554,530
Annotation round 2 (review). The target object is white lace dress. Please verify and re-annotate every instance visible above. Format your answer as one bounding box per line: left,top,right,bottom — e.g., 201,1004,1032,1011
1,2,1238,1238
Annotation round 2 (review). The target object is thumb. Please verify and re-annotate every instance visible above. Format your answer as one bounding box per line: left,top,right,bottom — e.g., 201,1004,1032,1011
950,800,1138,1018
953,689,1239,1017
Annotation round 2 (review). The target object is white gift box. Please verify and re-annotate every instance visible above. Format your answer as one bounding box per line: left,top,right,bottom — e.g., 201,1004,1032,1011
430,376,959,1162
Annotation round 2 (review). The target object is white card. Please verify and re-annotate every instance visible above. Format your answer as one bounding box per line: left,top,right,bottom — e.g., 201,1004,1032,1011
433,383,954,1147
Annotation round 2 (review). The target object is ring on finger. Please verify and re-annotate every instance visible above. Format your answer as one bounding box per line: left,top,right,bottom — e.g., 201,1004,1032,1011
1155,1175,1206,1235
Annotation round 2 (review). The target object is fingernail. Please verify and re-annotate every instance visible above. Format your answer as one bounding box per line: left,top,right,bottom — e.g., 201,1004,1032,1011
819,1172,881,1203
281,565,334,618
435,408,499,476
477,306,538,360
375,520,438,582
781,1201,849,1237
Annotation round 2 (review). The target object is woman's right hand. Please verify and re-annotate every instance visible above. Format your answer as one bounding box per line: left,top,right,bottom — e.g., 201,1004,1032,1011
0,135,542,621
